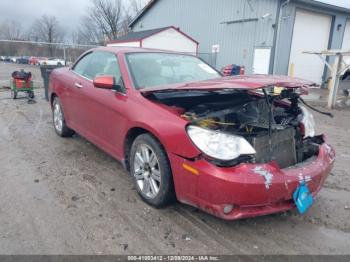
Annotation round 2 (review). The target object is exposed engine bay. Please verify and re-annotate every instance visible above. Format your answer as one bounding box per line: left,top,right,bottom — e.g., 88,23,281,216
148,88,328,168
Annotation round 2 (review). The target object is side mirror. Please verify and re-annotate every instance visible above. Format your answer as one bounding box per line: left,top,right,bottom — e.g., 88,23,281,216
93,75,125,93
93,75,115,89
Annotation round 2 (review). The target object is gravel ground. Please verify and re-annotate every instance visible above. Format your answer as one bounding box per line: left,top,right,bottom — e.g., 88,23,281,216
0,62,349,255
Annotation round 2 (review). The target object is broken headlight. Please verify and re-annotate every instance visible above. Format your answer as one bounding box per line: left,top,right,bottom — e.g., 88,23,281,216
300,106,315,138
186,125,256,161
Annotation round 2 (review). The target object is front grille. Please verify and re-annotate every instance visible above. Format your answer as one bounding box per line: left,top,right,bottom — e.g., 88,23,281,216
249,128,297,168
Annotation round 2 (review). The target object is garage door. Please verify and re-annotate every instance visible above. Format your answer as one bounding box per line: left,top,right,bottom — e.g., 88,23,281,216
289,10,332,85
341,20,350,64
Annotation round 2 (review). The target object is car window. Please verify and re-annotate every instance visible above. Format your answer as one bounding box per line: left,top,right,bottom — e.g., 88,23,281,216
84,51,121,81
126,53,220,89
73,53,93,77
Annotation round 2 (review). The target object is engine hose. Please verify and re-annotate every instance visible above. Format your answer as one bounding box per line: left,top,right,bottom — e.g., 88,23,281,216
298,97,334,118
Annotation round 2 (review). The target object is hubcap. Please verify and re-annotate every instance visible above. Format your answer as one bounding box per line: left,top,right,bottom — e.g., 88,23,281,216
134,144,161,199
53,102,63,133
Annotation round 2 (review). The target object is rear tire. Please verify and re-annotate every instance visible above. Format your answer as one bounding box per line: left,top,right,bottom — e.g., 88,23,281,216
52,97,75,137
130,134,175,207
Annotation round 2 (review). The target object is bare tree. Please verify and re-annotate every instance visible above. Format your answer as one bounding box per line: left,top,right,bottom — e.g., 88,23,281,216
30,15,64,43
74,16,105,45
75,0,148,45
76,0,127,45
0,20,22,40
90,0,124,41
120,0,144,35
29,15,64,56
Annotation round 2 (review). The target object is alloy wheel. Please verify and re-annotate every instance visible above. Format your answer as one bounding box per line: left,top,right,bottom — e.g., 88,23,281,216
133,144,161,199
53,102,63,133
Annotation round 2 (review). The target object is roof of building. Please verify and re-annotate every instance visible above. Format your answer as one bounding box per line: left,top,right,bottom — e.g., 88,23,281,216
129,0,158,28
129,0,350,28
298,0,350,12
113,26,171,42
109,25,198,44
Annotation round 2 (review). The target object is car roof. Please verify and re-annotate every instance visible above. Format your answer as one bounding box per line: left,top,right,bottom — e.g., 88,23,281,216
92,46,191,55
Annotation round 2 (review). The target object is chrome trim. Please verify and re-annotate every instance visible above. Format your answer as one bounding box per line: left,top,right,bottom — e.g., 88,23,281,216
71,70,93,82
74,82,83,88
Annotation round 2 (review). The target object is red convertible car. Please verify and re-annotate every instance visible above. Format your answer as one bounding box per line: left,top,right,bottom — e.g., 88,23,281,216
49,47,335,220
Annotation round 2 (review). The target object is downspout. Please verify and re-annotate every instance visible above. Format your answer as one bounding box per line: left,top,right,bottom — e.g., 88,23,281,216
272,0,290,74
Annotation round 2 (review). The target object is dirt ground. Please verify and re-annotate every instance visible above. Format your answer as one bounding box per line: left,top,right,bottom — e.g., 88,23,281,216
0,62,349,255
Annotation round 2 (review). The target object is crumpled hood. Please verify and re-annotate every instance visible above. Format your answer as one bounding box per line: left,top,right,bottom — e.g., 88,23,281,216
140,75,316,95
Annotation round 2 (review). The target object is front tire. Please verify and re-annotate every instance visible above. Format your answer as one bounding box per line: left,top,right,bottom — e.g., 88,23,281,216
130,134,175,207
52,97,74,137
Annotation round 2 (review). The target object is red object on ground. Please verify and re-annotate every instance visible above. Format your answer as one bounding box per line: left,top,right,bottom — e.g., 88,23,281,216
48,46,334,220
221,64,245,76
14,78,32,88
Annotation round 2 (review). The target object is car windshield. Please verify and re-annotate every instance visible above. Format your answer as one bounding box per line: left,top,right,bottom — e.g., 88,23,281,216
125,52,220,89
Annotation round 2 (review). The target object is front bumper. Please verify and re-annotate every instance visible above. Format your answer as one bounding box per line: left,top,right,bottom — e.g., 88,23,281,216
169,141,335,220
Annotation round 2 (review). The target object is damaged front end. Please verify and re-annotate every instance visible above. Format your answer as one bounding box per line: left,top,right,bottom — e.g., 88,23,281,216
143,76,335,219
149,87,329,169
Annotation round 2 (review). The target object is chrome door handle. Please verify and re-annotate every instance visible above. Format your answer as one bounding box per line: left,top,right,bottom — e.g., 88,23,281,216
74,82,83,88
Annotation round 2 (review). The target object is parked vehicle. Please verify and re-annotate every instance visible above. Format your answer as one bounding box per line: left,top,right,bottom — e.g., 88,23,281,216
29,56,40,65
10,56,18,63
16,56,30,64
0,55,5,61
40,57,65,66
49,47,335,220
4,56,12,62
38,57,49,65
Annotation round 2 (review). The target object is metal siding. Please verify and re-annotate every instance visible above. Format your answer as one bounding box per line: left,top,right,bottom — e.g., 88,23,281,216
132,0,279,72
132,0,350,76
275,1,350,76
273,3,296,75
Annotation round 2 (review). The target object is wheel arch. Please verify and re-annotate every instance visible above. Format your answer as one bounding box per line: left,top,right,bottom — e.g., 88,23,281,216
123,126,166,171
50,92,57,109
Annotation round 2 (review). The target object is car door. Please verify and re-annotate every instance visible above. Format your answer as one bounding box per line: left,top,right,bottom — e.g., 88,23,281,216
63,52,94,130
70,51,128,158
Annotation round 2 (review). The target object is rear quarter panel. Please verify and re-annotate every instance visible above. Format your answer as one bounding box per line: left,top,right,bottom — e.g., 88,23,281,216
49,68,74,122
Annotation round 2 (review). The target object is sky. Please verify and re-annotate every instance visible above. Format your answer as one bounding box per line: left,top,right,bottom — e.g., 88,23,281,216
0,0,91,35
0,0,349,38
316,0,350,9
0,0,148,39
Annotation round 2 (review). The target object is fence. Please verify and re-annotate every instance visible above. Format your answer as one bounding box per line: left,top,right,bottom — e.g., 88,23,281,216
0,40,99,90
0,40,98,64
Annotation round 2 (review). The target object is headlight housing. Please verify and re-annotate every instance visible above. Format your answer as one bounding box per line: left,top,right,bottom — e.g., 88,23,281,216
186,125,256,161
300,106,315,138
